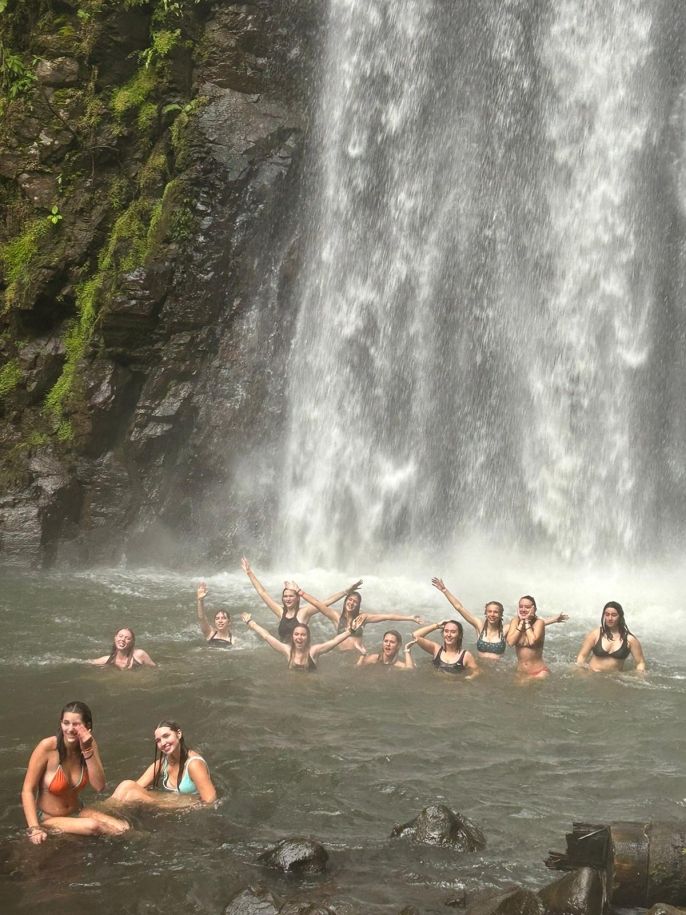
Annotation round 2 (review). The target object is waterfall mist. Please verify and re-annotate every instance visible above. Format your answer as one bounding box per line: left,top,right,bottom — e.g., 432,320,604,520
271,0,686,569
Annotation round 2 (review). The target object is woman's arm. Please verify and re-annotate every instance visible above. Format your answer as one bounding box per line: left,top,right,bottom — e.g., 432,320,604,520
310,626,356,658
431,578,481,634
135,761,158,788
356,652,378,667
575,630,596,666
463,651,481,680
241,557,283,618
543,613,569,626
411,622,444,656
400,639,417,669
506,618,525,647
133,649,156,668
195,581,212,638
21,740,50,843
628,634,647,672
87,655,110,666
289,584,337,625
362,613,424,625
75,724,106,792
241,613,290,657
518,618,545,647
187,757,217,804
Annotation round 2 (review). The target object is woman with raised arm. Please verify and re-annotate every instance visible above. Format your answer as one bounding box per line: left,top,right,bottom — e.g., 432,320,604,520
356,630,416,669
241,613,362,672
316,589,423,653
506,595,550,679
241,557,360,642
111,719,217,807
411,620,481,678
21,701,130,844
576,601,646,673
195,581,234,648
88,627,156,669
432,578,568,660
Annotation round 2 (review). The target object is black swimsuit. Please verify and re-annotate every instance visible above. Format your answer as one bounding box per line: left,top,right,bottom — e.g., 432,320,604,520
432,648,467,674
278,614,300,643
289,654,317,673
591,631,631,660
207,631,233,649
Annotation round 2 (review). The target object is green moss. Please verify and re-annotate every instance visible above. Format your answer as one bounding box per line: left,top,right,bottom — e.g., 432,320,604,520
0,358,22,398
1,217,51,310
136,99,158,131
138,148,167,194
111,66,157,119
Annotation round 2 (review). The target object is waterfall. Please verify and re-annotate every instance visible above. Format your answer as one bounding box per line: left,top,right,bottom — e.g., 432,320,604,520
276,0,673,567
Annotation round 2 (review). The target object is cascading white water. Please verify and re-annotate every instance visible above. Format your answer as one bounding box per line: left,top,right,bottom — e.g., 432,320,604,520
278,0,666,567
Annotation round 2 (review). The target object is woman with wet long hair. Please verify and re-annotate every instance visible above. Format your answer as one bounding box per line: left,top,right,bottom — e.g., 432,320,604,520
21,701,129,844
240,557,360,642
505,595,550,679
356,630,416,669
111,720,216,806
196,582,234,647
88,627,156,669
321,589,424,653
431,578,568,660
576,601,646,672
411,619,481,678
241,613,362,671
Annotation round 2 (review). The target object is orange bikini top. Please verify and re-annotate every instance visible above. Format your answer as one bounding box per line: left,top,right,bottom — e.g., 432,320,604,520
47,762,89,796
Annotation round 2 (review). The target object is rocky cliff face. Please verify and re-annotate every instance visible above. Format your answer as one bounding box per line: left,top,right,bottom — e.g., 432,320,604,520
0,0,318,567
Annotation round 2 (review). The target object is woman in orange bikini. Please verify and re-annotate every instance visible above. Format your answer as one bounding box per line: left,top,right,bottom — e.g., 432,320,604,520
505,595,550,679
21,701,129,844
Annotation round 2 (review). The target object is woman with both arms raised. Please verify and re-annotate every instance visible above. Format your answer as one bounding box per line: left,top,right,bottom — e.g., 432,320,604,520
411,619,481,678
241,612,363,672
318,588,424,654
240,557,360,643
432,578,568,660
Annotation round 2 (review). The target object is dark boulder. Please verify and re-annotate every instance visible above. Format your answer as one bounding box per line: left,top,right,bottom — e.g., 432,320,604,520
223,886,282,915
257,838,329,875
465,887,544,915
391,805,486,851
538,867,605,915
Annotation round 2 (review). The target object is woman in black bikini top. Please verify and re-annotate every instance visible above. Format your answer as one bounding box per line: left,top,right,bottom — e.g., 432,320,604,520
411,620,481,678
196,582,234,647
576,601,646,673
241,614,364,672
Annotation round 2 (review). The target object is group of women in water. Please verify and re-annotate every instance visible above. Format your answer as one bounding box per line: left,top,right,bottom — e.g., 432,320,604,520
22,559,647,844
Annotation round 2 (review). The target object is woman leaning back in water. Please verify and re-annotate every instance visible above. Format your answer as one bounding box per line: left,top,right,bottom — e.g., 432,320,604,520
576,601,646,673
88,627,156,670
21,701,129,844
432,578,568,660
111,719,217,807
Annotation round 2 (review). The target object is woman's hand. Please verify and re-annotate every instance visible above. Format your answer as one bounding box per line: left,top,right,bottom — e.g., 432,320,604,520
27,826,47,845
241,557,252,575
352,614,368,629
75,724,93,752
349,579,363,591
241,612,253,625
284,580,301,593
404,639,417,650
197,581,208,601
431,577,447,592
555,613,569,623
411,615,423,624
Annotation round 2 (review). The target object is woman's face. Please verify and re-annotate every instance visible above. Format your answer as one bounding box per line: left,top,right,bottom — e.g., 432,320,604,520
154,725,181,757
344,594,361,615
517,598,535,620
603,607,620,629
292,626,309,648
485,603,502,624
443,622,460,645
61,712,85,745
382,633,400,657
115,629,134,650
282,589,299,609
214,611,230,630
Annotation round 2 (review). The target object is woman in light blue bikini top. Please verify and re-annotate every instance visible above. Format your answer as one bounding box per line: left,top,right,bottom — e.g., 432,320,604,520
152,720,213,796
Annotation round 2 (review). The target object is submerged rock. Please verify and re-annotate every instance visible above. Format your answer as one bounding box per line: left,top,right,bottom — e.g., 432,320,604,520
538,867,605,915
223,886,282,915
391,805,486,851
257,838,329,874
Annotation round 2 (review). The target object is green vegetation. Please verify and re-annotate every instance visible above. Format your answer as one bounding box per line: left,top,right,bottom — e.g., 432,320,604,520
0,358,22,398
111,66,157,119
1,217,51,310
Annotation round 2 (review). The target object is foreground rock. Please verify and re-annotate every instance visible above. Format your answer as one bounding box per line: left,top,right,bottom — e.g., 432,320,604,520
538,867,605,915
257,838,329,874
465,887,543,915
391,805,486,851
223,886,336,915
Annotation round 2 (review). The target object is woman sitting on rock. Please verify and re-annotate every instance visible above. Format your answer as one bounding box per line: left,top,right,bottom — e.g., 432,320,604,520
431,577,568,660
111,719,216,807
411,620,481,678
195,581,234,648
21,701,130,844
88,627,156,670
356,630,416,669
241,613,363,672
240,557,359,643
576,601,646,672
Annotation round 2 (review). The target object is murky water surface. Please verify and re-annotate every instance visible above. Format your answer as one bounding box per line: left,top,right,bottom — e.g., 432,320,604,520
1,563,685,913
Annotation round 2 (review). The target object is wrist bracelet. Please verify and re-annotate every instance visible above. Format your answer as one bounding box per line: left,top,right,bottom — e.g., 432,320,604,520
27,826,44,834
83,751,94,759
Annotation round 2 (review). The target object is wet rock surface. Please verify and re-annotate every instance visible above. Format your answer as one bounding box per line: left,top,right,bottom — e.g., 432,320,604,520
391,805,487,851
257,838,329,874
538,867,605,915
465,887,544,915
